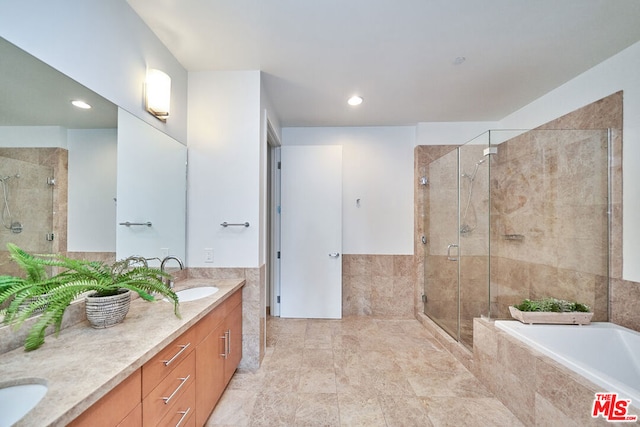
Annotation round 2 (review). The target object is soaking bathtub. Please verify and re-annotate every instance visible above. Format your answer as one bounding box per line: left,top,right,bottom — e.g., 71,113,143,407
494,321,640,409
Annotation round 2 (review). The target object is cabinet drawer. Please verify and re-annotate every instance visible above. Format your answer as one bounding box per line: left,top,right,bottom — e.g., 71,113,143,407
68,369,141,427
156,381,195,427
143,351,196,427
143,326,197,397
194,305,226,344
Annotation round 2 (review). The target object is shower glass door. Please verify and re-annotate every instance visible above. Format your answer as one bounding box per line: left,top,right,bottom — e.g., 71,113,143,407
424,148,460,340
423,135,491,349
458,137,490,347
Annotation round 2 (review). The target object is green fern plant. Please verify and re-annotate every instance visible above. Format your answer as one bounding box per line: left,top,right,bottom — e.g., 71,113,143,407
0,243,180,351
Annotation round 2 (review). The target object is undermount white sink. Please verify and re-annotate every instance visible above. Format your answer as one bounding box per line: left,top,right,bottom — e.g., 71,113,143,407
175,286,219,302
0,381,47,427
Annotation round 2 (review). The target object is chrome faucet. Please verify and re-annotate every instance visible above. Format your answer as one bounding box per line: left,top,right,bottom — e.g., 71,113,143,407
160,256,184,289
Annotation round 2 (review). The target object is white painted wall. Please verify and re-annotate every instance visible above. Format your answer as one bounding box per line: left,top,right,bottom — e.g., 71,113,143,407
67,129,117,252
0,1,188,143
187,71,262,267
415,121,499,146
499,40,640,282
281,126,415,255
0,127,67,148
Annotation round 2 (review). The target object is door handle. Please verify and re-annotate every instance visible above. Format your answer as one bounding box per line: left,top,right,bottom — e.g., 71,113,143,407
328,252,340,258
447,244,458,261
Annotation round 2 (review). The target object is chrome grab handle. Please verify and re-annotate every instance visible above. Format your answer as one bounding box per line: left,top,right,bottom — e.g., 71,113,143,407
227,329,231,355
163,343,191,367
447,244,459,261
162,375,191,404
220,333,228,359
119,221,152,227
175,407,191,427
328,252,340,258
220,222,250,227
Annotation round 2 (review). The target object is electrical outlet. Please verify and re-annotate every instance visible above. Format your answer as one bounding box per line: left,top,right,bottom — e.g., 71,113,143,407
204,248,213,263
160,248,169,258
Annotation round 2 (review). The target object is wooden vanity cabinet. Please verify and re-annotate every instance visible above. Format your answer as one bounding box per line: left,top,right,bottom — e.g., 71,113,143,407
68,288,242,427
68,368,142,427
195,289,242,426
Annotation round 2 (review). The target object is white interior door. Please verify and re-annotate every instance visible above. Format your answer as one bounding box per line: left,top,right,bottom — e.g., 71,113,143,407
280,145,342,319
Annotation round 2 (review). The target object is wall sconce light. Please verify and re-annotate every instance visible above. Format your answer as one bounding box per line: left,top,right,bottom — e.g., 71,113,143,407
145,68,171,122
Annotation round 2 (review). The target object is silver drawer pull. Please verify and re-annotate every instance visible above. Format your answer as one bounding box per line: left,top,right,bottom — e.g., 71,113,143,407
227,330,231,355
162,375,191,405
220,332,228,359
163,343,191,366
175,407,191,427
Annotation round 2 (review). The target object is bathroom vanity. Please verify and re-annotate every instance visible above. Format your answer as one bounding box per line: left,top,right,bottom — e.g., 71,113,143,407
0,278,244,427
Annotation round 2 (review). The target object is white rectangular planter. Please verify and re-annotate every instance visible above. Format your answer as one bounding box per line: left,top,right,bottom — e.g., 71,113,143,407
509,306,593,325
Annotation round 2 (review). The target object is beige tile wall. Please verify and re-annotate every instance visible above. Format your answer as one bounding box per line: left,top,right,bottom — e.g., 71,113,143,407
188,265,266,371
342,254,415,318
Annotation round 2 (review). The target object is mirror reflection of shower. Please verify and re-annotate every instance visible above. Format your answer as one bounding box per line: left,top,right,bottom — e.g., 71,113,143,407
460,155,489,235
0,173,23,233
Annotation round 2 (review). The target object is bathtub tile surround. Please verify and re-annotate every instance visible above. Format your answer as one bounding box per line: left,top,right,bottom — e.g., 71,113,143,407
188,265,266,371
474,318,640,426
207,316,523,426
342,254,414,317
611,277,640,332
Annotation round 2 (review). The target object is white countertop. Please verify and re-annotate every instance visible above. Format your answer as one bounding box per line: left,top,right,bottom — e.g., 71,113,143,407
0,278,245,427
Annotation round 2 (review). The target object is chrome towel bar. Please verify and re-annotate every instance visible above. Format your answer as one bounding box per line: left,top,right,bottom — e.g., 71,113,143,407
119,221,152,227
220,222,250,228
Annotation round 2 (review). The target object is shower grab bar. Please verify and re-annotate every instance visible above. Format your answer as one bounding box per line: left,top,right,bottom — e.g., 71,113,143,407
220,222,250,228
119,221,152,227
447,244,459,261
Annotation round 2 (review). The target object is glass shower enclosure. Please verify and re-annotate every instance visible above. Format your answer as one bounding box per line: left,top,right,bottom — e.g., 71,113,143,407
423,129,610,349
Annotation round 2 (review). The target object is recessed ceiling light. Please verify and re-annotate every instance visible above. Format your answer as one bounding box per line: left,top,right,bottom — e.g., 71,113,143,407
453,56,466,65
71,100,92,109
348,95,363,106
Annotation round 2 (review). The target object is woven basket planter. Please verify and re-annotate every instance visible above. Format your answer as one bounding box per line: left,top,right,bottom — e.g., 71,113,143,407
85,289,131,329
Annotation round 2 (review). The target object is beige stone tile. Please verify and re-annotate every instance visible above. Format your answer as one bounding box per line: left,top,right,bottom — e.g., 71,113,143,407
206,389,257,426
261,369,301,393
534,393,581,427
338,389,387,426
248,391,298,427
421,396,477,427
262,347,304,370
298,368,337,394
462,398,525,427
294,393,340,426
408,370,492,398
378,395,433,427
302,348,335,369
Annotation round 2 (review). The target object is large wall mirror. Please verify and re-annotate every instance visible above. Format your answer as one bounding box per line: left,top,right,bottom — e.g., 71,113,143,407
0,37,186,273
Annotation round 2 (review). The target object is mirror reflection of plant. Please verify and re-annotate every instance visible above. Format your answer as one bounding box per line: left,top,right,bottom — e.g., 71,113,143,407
0,243,180,351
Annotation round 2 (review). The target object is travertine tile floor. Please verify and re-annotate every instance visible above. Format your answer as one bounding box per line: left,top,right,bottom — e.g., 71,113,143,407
206,316,523,426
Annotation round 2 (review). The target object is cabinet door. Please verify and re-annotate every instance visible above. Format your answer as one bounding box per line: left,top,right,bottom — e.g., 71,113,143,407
68,369,142,427
224,301,243,384
195,323,226,426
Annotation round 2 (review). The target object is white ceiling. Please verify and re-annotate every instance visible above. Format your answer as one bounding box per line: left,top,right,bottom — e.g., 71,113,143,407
127,0,640,127
0,38,117,129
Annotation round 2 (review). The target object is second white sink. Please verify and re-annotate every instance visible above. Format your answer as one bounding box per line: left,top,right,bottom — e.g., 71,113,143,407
0,381,47,427
175,286,219,302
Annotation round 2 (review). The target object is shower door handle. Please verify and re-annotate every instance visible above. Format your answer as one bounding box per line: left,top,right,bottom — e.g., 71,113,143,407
447,244,459,261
